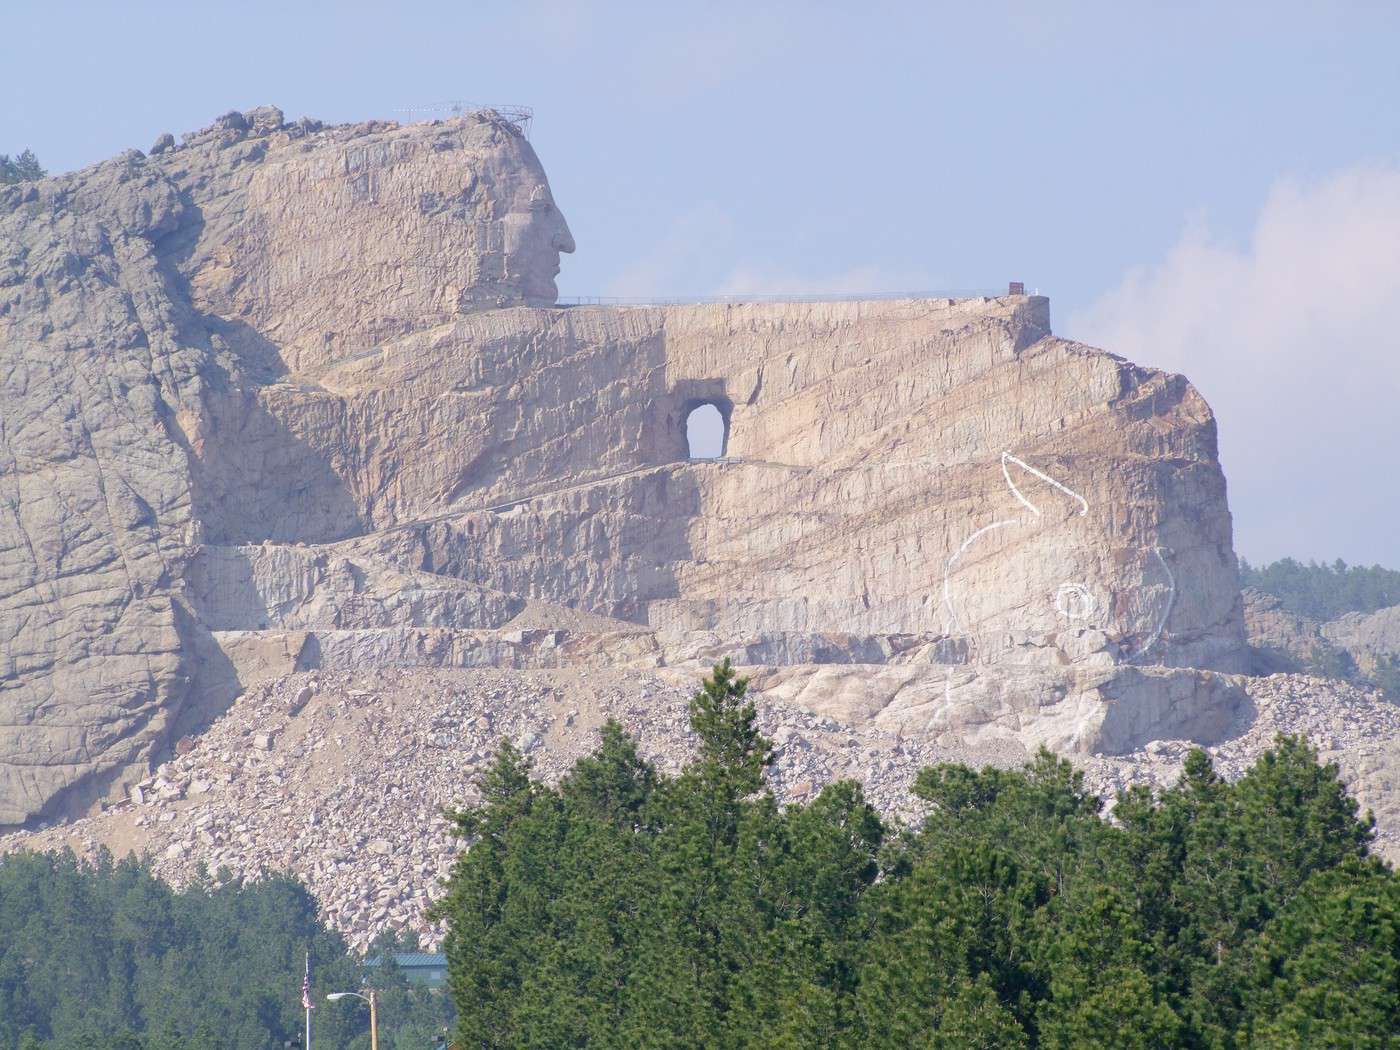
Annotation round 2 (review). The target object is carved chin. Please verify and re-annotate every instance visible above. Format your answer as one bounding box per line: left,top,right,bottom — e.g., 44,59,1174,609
521,275,559,305
521,261,561,304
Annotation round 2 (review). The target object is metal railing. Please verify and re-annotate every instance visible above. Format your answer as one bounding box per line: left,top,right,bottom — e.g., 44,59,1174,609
392,102,534,136
555,289,1015,307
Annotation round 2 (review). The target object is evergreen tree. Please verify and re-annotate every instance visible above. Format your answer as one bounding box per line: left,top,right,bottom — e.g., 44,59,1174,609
427,673,1400,1048
1240,556,1400,621
0,149,44,184
1238,858,1400,1047
0,851,400,1050
16,668,1396,1048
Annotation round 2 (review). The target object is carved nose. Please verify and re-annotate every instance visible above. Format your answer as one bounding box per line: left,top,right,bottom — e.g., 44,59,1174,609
553,219,576,255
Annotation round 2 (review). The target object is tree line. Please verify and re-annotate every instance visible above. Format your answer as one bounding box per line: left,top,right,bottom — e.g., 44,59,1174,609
4,659,1397,1047
0,151,44,185
0,856,450,1050
1241,556,1400,622
1241,556,1400,695
432,660,1400,1048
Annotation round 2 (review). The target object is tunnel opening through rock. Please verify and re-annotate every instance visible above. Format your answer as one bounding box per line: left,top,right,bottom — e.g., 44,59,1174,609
685,401,728,459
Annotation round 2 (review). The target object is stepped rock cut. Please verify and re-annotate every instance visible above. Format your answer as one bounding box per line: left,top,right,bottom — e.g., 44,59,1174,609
1,107,1246,826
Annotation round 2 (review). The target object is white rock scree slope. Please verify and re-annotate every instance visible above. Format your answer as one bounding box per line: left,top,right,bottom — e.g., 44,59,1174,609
14,666,1396,953
6,106,1395,944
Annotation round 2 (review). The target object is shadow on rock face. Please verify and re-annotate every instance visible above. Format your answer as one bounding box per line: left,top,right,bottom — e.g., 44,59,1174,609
189,385,366,545
1097,668,1256,754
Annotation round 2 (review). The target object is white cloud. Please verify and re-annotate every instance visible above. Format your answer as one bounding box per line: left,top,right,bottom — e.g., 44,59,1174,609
1069,166,1400,565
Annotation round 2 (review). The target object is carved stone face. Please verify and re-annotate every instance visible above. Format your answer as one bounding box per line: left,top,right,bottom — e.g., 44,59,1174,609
503,178,576,305
453,115,575,308
192,115,578,372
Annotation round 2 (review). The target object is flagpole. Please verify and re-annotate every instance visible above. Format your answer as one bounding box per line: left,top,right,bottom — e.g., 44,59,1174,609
305,950,312,1050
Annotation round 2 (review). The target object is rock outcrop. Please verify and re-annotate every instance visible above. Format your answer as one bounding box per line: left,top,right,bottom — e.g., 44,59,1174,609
1324,605,1400,671
2,106,1248,828
1243,587,1400,688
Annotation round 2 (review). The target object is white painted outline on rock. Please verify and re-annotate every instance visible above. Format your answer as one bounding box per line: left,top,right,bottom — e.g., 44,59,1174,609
1000,451,1089,518
942,519,1018,634
933,451,1179,669
943,452,1088,635
1055,582,1097,621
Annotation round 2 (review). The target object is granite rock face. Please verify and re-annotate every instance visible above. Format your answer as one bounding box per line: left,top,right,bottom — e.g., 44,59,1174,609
0,108,571,823
1323,605,1400,669
1,107,1248,826
1243,586,1400,687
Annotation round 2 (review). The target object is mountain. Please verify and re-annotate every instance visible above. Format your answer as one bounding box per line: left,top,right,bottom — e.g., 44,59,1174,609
0,104,1259,830
11,106,1399,955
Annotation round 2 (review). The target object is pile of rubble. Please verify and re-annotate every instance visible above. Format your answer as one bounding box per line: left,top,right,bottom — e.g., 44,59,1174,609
1082,672,1400,858
5,668,1397,950
0,667,1016,949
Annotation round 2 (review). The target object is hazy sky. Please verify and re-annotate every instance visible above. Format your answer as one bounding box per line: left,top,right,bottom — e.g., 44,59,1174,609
5,1,1398,565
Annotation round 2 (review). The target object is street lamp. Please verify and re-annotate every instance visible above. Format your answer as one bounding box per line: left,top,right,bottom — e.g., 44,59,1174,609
326,990,378,1050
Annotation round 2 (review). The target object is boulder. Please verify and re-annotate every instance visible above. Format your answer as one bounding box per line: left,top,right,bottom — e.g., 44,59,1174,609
245,105,284,132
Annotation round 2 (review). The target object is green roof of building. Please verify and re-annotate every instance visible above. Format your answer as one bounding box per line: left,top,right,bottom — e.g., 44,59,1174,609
365,952,447,968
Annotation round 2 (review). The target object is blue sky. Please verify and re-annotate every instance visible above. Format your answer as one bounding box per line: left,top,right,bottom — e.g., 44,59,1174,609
5,1,1398,565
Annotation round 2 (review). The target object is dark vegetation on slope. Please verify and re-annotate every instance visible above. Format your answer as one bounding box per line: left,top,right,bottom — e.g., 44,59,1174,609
1241,557,1400,622
4,661,1398,1048
0,151,44,185
433,660,1400,1049
1243,557,1400,696
0,859,451,1050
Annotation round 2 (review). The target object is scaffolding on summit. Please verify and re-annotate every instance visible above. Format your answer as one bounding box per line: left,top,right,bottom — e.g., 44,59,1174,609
393,101,534,137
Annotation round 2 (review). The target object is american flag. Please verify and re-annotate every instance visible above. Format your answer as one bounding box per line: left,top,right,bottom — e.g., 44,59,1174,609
302,952,314,1011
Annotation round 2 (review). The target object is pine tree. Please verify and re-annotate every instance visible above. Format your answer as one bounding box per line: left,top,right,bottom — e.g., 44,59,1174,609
1238,858,1400,1046
0,149,45,184
688,658,772,801
420,670,1400,1049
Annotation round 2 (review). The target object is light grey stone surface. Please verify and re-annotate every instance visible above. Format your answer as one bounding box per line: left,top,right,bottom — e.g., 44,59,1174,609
0,108,572,823
1243,586,1400,682
2,105,1249,829
1324,605,1400,664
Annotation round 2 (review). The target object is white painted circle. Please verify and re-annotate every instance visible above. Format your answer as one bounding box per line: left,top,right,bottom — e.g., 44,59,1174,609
1055,582,1096,620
